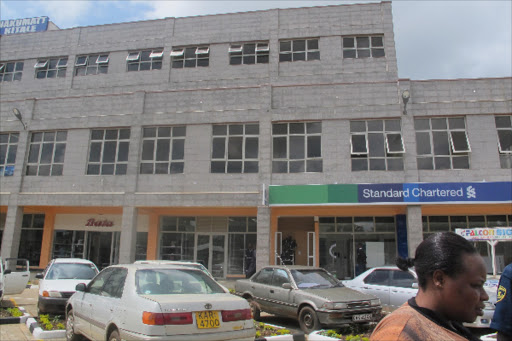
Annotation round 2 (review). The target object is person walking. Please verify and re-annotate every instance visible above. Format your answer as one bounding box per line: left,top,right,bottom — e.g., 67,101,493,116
490,262,512,341
370,232,488,341
245,243,256,278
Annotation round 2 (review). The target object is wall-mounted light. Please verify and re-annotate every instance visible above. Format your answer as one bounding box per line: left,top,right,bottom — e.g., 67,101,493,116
402,90,410,115
12,108,27,130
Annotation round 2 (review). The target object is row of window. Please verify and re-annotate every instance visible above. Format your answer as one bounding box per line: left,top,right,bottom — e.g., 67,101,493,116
1,116,511,177
0,35,385,81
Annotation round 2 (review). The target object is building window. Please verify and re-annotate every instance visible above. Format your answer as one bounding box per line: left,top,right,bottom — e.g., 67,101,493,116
87,128,130,175
228,217,257,276
75,54,109,76
495,115,512,169
415,117,471,170
350,119,404,171
171,46,210,68
18,214,45,266
211,124,259,173
26,131,67,176
126,49,163,72
279,39,320,62
159,217,196,261
35,57,67,79
140,126,185,174
343,35,385,58
0,132,19,176
229,42,269,65
0,61,23,82
272,122,322,173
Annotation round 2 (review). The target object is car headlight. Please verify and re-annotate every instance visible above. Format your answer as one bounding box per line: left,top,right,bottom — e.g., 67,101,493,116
322,302,347,309
371,299,381,306
42,291,63,298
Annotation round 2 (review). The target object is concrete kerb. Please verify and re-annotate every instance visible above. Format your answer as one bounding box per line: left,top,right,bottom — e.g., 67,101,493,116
0,306,30,324
26,316,66,340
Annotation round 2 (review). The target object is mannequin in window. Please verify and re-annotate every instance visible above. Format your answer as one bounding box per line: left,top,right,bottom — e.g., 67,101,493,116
281,236,297,265
245,243,256,278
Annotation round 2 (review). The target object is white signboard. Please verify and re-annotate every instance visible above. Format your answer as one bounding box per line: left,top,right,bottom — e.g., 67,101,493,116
455,227,512,241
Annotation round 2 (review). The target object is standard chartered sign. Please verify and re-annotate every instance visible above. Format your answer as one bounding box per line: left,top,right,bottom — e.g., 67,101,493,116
268,181,512,205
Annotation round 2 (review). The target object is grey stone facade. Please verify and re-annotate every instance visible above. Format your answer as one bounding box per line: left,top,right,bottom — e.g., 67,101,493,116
1,1,511,274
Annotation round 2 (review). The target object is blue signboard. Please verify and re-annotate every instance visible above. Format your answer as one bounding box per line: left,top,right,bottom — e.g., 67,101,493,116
359,182,512,204
0,17,49,35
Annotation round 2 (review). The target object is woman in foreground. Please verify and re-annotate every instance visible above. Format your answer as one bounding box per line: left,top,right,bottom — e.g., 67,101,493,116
370,232,488,341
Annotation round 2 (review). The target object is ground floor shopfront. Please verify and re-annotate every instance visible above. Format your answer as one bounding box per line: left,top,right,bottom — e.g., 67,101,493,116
1,181,511,279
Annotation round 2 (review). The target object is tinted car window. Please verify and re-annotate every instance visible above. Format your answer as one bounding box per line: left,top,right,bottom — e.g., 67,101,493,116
290,269,338,289
135,269,224,295
272,269,290,287
363,269,390,286
390,270,416,288
253,268,273,285
88,268,114,295
103,268,128,298
46,263,98,280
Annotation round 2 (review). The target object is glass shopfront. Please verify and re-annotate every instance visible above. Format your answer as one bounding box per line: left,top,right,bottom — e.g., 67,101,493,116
159,216,256,278
423,214,512,273
319,216,397,280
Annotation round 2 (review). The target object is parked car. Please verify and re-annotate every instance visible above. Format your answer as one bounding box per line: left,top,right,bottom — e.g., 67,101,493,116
65,263,255,341
235,265,382,333
0,257,30,301
36,258,99,314
342,266,497,328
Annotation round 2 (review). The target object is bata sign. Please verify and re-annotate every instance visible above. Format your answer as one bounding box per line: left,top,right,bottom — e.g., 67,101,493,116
455,228,512,241
85,218,114,227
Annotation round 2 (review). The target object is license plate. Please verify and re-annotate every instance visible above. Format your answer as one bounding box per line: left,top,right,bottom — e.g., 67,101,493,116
196,311,220,329
352,313,373,322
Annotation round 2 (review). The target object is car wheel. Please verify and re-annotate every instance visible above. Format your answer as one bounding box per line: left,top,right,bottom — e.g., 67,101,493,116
248,298,261,320
298,306,320,333
66,310,84,341
108,329,121,341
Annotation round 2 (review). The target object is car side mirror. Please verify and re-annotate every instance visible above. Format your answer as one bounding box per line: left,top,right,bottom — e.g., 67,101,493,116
75,283,87,292
35,273,43,279
4,269,12,275
282,283,293,290
412,283,419,289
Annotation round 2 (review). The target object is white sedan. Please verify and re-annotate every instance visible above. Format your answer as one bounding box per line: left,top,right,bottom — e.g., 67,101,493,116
342,266,496,328
65,263,255,341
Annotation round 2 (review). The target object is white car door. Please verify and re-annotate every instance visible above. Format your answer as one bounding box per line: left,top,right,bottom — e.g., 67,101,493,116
89,268,127,341
359,269,391,306
3,258,30,295
388,270,418,309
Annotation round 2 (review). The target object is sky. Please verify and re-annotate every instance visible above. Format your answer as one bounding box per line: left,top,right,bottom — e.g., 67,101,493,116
1,0,510,81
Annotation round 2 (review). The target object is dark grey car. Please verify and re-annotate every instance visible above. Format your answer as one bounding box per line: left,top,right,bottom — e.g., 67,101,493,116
235,265,382,333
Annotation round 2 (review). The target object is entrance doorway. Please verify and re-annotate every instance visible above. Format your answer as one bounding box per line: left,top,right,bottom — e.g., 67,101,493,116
196,234,226,278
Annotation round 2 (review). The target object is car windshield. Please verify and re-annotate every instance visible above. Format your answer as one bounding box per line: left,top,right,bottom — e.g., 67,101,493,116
290,269,341,289
135,269,225,295
46,263,98,280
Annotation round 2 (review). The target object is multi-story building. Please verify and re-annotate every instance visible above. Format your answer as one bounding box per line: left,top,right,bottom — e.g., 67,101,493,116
1,1,511,278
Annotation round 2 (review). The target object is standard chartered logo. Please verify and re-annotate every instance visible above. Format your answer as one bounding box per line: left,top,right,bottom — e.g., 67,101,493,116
466,186,476,199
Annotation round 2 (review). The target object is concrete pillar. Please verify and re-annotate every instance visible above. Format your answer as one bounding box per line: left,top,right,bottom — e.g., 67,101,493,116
406,205,423,257
256,206,270,271
0,205,23,259
119,206,137,264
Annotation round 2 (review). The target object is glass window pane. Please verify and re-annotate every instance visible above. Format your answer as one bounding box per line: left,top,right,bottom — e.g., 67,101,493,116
367,120,383,131
28,145,40,163
54,143,66,163
213,125,227,136
212,138,226,158
350,121,366,133
387,133,404,153
416,132,431,155
142,140,155,160
431,118,447,130
433,132,450,155
434,157,451,169
117,142,129,162
272,124,288,135
306,159,322,172
368,133,385,157
289,160,305,172
307,122,321,134
352,158,368,171
498,130,512,152
452,156,469,169
343,38,355,48
289,123,305,134
387,158,403,171
307,136,321,157
351,135,367,154
172,140,184,160
227,161,243,173
369,158,386,170
156,140,170,161
385,120,401,131
173,126,186,137
229,125,243,135
40,143,54,163
102,142,116,162
228,137,243,159
450,131,470,152
495,116,511,128
245,137,258,158
272,161,287,173
273,137,287,158
289,136,305,159
356,37,369,48
158,127,171,137
414,119,430,130
417,157,433,170
448,117,465,129
211,161,225,173
244,161,258,173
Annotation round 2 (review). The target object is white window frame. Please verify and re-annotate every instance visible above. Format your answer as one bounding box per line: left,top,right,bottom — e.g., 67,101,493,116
350,134,369,155
385,133,405,154
0,64,4,71
149,50,164,59
195,47,210,55
57,58,68,68
256,43,270,52
96,55,109,64
449,131,471,153
170,48,184,57
34,60,48,68
75,56,88,66
229,45,243,53
126,52,140,61
497,130,512,154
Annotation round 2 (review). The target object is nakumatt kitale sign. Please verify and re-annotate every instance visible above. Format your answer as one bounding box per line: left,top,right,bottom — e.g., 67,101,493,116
269,181,512,205
1,16,49,35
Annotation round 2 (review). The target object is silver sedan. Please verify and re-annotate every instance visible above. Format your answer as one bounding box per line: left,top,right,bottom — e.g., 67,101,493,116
235,265,381,333
65,263,255,341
